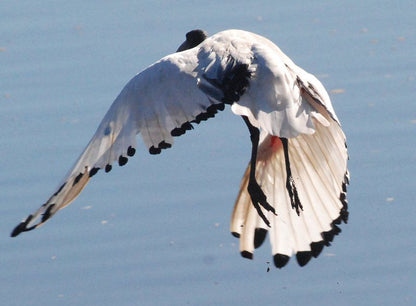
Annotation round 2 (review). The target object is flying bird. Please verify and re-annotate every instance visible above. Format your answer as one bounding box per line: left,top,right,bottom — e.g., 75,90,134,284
11,29,349,268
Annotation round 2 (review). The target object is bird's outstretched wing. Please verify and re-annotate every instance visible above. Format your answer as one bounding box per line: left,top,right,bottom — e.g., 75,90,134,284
12,28,349,261
11,47,245,236
231,73,349,268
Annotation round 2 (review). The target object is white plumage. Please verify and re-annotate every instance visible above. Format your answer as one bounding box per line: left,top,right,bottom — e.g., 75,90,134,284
11,29,349,268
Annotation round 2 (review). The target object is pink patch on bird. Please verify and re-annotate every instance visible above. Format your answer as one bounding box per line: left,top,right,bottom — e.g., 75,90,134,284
270,136,282,152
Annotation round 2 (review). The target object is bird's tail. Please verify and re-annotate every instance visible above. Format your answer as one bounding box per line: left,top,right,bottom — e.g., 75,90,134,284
230,117,349,268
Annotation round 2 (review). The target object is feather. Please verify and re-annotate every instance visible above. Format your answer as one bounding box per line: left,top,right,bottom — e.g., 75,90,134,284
12,29,349,270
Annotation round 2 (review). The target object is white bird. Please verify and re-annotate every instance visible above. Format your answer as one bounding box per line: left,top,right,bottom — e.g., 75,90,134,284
11,29,349,268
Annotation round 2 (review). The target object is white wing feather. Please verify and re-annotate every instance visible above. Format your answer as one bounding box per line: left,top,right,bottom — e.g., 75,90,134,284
12,28,349,269
231,88,348,267
12,48,226,234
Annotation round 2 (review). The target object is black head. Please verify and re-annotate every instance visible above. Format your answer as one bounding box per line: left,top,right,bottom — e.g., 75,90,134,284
176,29,208,52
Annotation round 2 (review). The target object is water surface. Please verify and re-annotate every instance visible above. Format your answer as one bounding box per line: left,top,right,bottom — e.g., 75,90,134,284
1,1,415,305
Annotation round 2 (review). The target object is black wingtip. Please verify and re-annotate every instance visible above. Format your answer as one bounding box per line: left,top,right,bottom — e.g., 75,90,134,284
310,241,325,258
118,155,128,166
241,251,253,260
10,215,34,237
273,253,290,268
296,251,312,267
89,167,100,177
231,232,240,238
11,223,24,237
105,164,112,173
158,141,172,149
254,228,268,249
322,230,334,246
149,146,161,155
72,172,84,186
41,204,55,223
171,122,194,137
127,146,136,157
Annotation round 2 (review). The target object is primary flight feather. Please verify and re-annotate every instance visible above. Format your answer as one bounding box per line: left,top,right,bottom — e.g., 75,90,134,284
12,29,349,268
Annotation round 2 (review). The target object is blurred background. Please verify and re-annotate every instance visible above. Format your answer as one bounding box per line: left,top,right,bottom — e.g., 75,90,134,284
1,1,415,305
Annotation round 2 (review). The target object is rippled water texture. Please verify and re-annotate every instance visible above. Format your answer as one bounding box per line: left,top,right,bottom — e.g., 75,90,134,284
1,1,415,305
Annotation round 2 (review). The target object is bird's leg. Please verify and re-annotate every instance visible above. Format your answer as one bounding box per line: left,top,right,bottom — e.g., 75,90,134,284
242,116,276,227
280,137,303,215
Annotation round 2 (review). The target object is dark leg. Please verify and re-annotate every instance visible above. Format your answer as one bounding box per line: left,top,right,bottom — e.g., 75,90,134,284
242,116,276,227
281,137,303,215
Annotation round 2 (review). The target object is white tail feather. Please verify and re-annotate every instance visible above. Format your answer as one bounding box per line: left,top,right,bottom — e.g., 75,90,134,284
231,117,348,267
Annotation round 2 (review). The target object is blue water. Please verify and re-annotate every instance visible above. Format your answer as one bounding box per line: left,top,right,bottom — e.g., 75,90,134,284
1,1,415,305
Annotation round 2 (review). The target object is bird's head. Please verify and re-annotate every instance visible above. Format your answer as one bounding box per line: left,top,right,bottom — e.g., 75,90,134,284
176,29,208,52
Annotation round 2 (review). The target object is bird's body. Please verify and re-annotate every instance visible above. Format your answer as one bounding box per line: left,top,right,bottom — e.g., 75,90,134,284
12,29,349,268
